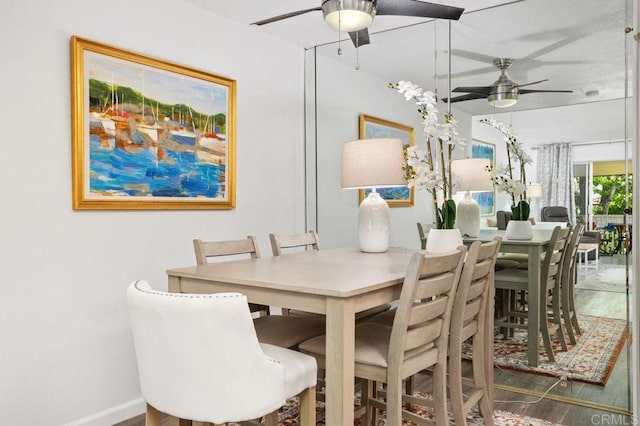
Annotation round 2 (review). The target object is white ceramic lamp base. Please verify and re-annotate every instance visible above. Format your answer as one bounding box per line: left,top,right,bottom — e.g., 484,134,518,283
358,191,390,253
456,192,481,237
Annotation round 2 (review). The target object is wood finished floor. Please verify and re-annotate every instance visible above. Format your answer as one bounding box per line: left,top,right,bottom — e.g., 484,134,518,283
117,256,633,425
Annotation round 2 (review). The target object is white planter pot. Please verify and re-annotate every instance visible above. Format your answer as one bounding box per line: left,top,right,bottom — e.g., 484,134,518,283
505,220,534,240
425,228,463,254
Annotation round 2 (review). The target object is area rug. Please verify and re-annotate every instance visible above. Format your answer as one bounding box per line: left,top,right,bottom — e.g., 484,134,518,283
242,391,564,426
576,263,630,293
463,314,627,385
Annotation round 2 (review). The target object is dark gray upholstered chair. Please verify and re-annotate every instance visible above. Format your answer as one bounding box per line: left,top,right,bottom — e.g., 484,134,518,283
540,206,600,259
497,211,512,230
541,206,570,223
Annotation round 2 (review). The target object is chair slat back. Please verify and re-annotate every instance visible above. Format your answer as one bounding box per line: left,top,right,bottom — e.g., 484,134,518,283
388,248,466,368
193,236,260,265
562,223,584,277
450,238,502,345
542,226,571,280
192,236,268,315
269,231,319,256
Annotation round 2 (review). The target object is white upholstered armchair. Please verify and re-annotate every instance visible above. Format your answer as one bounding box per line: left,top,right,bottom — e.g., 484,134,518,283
126,280,317,425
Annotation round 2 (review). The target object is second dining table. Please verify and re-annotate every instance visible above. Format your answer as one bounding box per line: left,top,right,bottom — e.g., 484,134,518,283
464,227,554,367
166,246,418,425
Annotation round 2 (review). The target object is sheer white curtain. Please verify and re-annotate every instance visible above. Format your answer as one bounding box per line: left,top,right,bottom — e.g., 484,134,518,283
536,143,576,224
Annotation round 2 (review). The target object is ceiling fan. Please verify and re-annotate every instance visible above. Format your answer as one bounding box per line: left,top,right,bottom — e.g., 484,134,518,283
251,0,464,48
443,58,573,108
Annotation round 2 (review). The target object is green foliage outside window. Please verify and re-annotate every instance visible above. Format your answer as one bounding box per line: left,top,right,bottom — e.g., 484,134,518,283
592,175,633,215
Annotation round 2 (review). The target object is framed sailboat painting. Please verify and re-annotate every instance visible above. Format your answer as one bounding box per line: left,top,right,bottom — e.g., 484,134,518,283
358,114,414,207
70,36,236,210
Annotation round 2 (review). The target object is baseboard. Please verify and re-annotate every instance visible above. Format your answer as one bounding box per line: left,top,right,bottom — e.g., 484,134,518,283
64,397,145,426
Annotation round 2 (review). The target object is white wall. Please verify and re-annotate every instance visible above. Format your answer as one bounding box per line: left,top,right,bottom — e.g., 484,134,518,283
0,1,306,424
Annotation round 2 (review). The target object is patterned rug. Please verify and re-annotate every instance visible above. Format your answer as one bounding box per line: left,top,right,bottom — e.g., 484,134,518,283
463,314,628,385
255,391,565,425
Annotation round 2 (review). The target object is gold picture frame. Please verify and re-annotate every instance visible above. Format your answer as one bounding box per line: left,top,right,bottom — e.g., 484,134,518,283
358,114,414,207
71,36,236,210
471,139,496,215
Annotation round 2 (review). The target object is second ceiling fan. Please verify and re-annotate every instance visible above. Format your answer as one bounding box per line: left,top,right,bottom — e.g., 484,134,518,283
443,58,573,108
252,0,464,47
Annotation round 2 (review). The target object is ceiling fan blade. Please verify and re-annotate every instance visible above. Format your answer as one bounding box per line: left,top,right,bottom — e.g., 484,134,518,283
524,32,585,60
251,7,321,26
448,65,498,79
536,60,596,66
442,93,486,104
349,28,370,48
376,0,464,20
450,49,496,64
516,79,549,88
452,86,493,94
519,89,573,94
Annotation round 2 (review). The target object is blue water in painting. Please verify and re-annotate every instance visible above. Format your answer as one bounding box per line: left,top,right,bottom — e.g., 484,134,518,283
375,187,409,200
472,191,494,215
89,135,223,198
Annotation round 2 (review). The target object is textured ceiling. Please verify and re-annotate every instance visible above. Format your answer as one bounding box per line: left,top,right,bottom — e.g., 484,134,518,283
185,0,631,116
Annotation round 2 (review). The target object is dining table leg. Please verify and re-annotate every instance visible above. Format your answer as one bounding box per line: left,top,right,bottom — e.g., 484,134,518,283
325,297,356,425
527,245,542,367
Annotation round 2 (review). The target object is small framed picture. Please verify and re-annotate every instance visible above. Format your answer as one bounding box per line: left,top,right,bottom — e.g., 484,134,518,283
471,139,496,215
358,114,414,207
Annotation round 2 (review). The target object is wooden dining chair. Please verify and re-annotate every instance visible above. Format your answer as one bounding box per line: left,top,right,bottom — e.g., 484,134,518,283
127,280,317,426
269,230,319,255
299,247,466,426
194,235,270,316
494,226,571,362
416,223,429,250
448,237,502,426
268,231,391,321
558,223,584,344
193,236,326,349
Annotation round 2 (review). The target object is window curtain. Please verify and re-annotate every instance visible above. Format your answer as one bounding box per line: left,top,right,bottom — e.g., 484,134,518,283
536,143,576,224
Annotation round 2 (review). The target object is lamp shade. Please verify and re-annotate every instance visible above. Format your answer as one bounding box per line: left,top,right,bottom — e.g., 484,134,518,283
450,158,493,191
527,183,542,198
341,138,406,189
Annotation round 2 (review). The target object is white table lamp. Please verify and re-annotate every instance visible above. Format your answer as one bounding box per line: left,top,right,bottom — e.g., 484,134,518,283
451,158,492,237
527,183,542,199
526,183,542,221
342,138,406,253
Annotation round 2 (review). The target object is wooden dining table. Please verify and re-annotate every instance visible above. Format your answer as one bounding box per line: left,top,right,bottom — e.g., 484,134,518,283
166,247,418,425
465,227,554,367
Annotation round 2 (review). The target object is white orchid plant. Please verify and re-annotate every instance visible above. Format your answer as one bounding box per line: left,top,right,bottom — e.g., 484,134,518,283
390,81,465,229
479,118,533,220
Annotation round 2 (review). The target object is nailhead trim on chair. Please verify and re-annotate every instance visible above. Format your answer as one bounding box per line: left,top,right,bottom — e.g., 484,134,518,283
133,280,244,300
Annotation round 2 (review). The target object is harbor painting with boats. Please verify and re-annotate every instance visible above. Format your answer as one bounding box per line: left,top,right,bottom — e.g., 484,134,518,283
74,38,236,209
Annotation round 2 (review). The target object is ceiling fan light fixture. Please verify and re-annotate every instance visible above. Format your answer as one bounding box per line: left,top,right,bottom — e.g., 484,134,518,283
322,0,375,32
488,90,518,108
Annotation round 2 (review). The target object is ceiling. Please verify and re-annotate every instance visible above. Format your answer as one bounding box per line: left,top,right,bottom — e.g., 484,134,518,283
184,0,631,116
